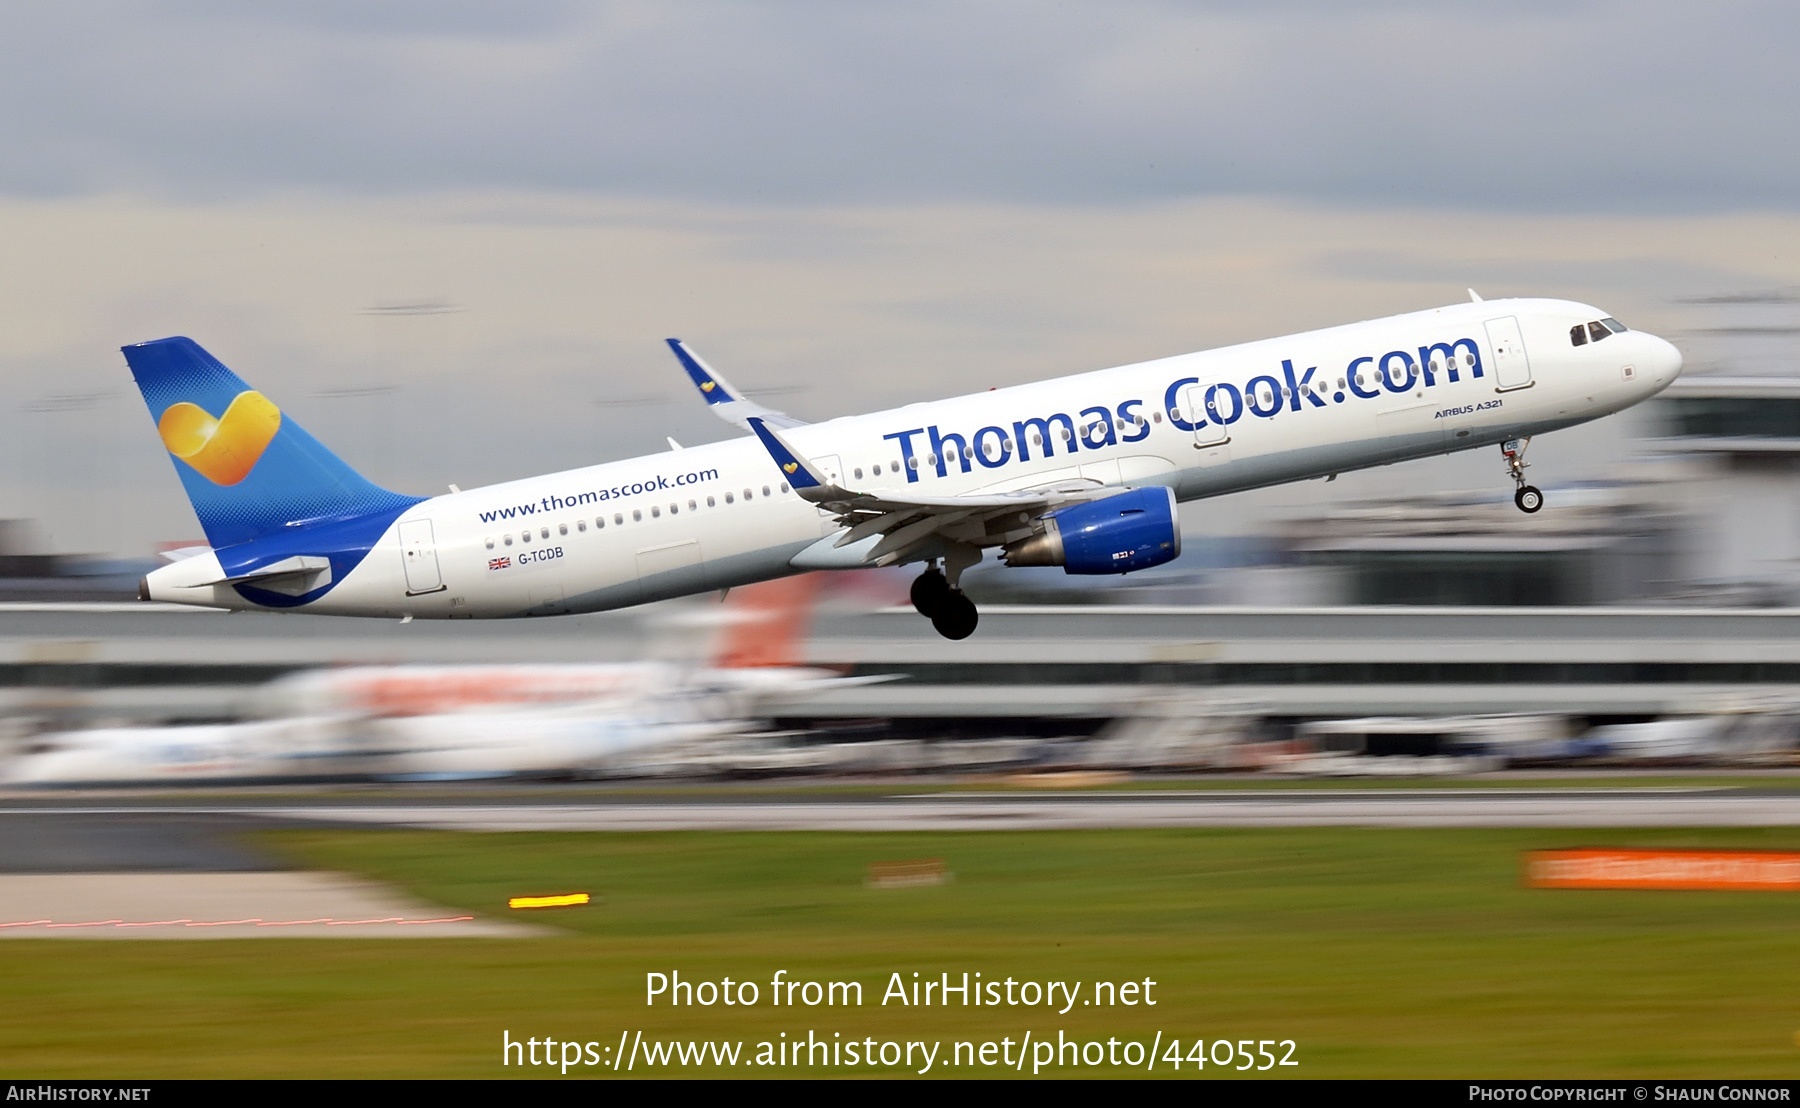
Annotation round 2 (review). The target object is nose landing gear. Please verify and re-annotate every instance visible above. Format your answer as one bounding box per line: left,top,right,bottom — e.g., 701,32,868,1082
1502,438,1543,514
910,550,981,640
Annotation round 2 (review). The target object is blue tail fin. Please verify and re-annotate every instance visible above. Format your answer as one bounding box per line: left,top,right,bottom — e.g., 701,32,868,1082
123,337,422,549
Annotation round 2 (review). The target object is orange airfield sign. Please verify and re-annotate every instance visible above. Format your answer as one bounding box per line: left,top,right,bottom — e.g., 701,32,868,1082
1525,848,1800,891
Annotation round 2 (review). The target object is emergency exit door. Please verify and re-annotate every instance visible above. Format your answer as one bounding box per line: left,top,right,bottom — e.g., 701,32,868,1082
1178,382,1231,467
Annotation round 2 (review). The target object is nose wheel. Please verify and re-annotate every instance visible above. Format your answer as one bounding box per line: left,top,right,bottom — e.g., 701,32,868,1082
1501,438,1543,514
911,564,980,640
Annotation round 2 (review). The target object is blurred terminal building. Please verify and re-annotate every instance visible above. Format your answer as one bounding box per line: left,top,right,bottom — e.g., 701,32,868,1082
3,292,1800,772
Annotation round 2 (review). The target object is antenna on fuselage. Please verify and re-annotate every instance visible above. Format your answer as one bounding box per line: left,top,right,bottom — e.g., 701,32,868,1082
1468,288,1484,302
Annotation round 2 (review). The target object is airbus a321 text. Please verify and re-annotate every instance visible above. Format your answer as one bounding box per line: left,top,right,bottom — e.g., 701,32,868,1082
133,294,1681,639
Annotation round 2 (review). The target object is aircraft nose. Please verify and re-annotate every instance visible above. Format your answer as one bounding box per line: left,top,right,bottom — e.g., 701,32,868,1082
1634,329,1684,390
1644,332,1683,385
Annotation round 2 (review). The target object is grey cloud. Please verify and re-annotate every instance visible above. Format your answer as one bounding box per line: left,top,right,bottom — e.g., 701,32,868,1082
0,2,1796,210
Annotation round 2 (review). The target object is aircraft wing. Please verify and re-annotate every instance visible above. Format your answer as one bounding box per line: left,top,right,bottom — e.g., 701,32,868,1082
666,339,808,430
747,417,1108,567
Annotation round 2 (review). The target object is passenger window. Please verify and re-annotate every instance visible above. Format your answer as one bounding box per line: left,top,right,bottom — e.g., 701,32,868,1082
484,538,494,550
504,535,513,546
725,492,734,504
707,496,716,507
872,464,881,475
927,453,938,467
521,531,531,543
779,483,789,494
558,523,567,536
1589,321,1609,343
614,513,623,525
669,503,678,514
853,468,863,480
540,527,549,539
1152,410,1162,423
689,499,697,511
632,510,642,522
651,506,661,518
576,520,586,532
744,488,754,499
762,485,771,497
1571,325,1588,346
596,517,605,529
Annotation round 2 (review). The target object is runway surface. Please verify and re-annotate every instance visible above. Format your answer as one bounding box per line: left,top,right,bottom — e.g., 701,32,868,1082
0,871,544,939
11,787,1800,831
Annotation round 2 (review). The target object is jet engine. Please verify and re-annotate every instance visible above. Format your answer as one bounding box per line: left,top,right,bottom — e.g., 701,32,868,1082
1000,486,1181,574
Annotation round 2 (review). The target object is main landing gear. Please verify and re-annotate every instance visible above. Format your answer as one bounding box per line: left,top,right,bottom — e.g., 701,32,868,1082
1502,437,1543,514
911,563,979,640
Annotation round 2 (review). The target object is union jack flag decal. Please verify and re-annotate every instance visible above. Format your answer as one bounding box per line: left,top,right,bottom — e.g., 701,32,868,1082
488,556,510,570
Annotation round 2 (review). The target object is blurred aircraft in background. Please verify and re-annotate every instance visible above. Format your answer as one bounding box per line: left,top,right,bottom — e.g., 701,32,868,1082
1,575,867,786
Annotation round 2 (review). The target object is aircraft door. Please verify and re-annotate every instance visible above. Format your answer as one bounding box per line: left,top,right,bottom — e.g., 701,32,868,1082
397,518,445,595
1178,383,1232,467
1485,316,1534,391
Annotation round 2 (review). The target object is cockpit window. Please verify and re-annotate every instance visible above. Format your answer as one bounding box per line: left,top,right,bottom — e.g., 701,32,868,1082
1601,317,1627,333
1570,324,1588,347
1588,320,1610,343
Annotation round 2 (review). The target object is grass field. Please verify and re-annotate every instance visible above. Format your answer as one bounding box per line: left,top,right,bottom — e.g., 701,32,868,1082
3,825,1798,1077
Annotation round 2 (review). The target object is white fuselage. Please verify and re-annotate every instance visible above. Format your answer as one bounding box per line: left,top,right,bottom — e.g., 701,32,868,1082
143,298,1682,617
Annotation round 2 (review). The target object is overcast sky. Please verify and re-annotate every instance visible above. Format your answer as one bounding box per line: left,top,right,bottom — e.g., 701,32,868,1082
2,2,1797,555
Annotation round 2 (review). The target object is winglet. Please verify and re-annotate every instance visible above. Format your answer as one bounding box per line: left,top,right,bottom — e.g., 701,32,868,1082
667,339,742,406
746,417,825,491
665,339,809,430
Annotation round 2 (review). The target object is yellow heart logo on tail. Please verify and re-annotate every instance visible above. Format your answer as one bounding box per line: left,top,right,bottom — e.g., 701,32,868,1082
782,462,798,474
700,381,716,392
157,391,282,486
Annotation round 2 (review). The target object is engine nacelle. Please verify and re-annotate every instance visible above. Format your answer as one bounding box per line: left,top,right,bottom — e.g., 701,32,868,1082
1001,486,1181,575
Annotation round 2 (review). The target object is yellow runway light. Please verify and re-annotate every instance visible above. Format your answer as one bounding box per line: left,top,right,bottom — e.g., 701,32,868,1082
508,893,591,910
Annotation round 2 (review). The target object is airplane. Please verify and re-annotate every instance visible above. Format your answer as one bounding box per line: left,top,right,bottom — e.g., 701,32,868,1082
132,294,1682,639
252,572,853,722
0,703,738,786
